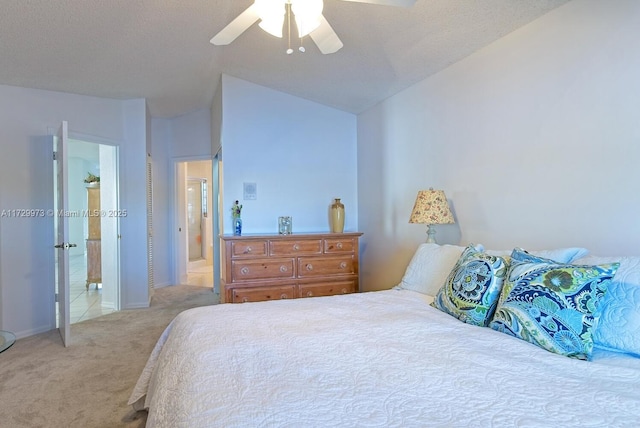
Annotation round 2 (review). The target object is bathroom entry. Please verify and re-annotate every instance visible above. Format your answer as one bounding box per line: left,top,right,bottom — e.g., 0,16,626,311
174,159,214,288
187,178,207,262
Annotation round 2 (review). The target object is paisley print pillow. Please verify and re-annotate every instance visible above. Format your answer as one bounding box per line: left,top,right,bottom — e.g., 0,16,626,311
489,248,619,360
431,245,508,326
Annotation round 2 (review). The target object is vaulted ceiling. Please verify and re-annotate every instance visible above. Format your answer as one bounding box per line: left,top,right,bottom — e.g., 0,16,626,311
0,0,570,118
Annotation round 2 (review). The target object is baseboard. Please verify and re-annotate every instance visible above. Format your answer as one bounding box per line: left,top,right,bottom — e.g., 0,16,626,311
152,282,171,289
13,323,55,340
123,302,151,310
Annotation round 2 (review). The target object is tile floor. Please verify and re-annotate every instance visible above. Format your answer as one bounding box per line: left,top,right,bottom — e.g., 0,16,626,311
186,263,214,289
69,253,114,324
64,256,213,324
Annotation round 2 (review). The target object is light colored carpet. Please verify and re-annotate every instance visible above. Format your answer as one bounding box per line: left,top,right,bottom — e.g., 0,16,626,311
0,285,218,428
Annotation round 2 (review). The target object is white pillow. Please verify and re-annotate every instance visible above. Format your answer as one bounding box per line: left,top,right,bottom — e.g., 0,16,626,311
395,244,468,296
395,244,589,296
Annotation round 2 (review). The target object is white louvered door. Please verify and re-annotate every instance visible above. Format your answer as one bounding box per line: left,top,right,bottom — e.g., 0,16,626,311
147,155,154,296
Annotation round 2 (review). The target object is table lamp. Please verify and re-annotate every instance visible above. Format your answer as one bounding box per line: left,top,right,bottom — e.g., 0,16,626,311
409,189,455,244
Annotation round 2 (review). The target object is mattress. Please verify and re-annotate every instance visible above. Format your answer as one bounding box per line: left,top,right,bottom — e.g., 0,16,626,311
129,289,640,427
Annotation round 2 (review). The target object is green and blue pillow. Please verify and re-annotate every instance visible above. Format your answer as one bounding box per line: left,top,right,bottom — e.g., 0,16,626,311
431,245,508,327
488,249,619,360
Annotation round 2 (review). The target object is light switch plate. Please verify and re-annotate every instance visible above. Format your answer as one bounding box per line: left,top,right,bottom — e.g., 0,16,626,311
243,182,257,200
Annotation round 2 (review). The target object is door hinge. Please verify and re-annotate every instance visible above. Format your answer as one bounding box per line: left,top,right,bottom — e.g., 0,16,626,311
53,151,57,160
55,293,59,303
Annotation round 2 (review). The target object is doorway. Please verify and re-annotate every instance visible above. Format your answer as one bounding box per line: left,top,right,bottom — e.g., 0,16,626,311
187,178,207,263
174,159,214,288
62,138,120,324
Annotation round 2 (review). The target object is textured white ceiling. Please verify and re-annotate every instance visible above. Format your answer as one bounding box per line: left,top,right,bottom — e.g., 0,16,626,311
0,0,570,118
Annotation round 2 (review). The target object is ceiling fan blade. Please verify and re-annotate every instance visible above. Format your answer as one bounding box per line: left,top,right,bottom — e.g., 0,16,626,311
210,5,261,45
338,0,416,7
309,15,343,54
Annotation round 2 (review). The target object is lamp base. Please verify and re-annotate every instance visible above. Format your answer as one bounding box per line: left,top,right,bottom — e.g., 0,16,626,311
426,224,438,244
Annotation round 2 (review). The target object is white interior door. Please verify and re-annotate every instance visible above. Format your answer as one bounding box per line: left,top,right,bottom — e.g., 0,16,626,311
99,144,120,310
54,121,74,346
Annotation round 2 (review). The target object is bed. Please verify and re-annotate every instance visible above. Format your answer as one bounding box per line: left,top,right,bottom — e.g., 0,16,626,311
129,243,640,427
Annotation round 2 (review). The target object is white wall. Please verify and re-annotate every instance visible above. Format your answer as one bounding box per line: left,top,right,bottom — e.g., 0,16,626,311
211,84,223,294
150,118,172,287
0,85,149,337
221,75,358,235
211,78,223,156
357,0,640,291
119,99,151,308
170,109,213,159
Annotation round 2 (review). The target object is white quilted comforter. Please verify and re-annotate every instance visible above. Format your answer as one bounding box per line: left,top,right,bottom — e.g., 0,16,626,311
129,290,640,427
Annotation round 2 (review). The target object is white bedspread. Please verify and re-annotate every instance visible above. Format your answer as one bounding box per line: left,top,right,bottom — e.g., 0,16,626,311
129,290,640,427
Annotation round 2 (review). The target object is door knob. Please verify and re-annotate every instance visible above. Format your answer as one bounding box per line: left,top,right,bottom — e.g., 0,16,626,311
54,243,77,249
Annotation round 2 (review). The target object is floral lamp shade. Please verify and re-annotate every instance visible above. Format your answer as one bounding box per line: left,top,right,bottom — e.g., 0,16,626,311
409,189,454,243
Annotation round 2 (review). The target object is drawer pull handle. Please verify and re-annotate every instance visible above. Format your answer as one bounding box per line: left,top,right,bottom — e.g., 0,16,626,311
293,244,300,251
280,265,288,273
306,291,313,297
242,297,249,303
341,288,348,294
336,242,343,249
240,267,249,275
339,262,347,269
280,294,288,299
244,247,252,254
306,264,313,271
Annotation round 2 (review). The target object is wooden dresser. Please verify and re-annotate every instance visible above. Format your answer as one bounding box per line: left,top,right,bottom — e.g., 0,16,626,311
220,232,363,303
86,185,101,290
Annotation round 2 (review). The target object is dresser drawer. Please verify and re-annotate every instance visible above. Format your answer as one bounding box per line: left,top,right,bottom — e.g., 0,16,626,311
297,256,355,278
270,239,322,256
231,240,268,257
232,285,296,303
324,238,356,253
299,280,356,298
231,258,295,282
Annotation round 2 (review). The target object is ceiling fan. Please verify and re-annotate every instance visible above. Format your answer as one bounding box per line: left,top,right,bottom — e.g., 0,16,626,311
210,0,416,54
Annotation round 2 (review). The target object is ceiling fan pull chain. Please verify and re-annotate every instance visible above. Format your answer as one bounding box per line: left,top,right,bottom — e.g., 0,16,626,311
286,2,294,55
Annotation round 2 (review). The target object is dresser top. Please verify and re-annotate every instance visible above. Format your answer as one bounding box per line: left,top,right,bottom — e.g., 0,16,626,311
220,232,363,241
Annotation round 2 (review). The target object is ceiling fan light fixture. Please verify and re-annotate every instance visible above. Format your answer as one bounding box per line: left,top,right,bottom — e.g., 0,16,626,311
211,0,416,54
255,0,286,38
258,16,285,37
291,0,323,37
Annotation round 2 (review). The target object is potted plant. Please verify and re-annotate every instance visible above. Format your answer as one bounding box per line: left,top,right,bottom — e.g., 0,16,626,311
84,172,100,187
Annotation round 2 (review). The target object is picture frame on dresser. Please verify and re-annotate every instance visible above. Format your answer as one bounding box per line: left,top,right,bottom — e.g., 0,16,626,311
220,232,363,303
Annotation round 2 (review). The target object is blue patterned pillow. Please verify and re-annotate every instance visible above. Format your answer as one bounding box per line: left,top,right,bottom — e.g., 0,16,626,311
431,245,508,326
488,249,619,360
575,255,640,357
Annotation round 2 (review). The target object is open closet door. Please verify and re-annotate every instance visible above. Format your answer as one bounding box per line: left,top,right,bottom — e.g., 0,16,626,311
54,121,74,346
